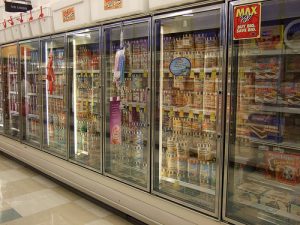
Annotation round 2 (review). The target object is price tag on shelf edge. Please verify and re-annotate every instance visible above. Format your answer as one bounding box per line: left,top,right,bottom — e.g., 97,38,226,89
198,112,204,121
136,104,140,112
212,69,217,79
200,70,205,80
169,108,174,117
143,71,148,78
190,70,195,79
210,112,216,122
239,68,245,79
188,110,194,119
179,109,184,118
169,72,173,78
129,104,132,112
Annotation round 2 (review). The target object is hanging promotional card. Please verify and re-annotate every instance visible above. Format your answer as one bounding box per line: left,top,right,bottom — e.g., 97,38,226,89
233,3,261,40
5,0,32,12
110,97,122,145
113,49,125,87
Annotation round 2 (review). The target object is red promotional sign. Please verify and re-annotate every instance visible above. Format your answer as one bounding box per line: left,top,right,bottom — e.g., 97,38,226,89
233,3,261,40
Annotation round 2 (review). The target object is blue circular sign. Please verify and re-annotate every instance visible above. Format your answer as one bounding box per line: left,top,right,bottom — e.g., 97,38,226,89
169,57,191,76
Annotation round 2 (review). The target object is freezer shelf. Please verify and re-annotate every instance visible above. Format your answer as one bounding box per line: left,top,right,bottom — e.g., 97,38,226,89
153,7,222,215
68,29,102,170
20,41,41,147
41,36,67,157
225,1,300,225
2,44,20,138
104,20,151,189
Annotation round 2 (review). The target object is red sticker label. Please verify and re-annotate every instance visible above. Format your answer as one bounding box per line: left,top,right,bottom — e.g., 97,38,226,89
233,3,261,40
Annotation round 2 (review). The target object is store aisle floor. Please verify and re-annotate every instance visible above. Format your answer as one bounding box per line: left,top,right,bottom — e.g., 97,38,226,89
0,153,136,225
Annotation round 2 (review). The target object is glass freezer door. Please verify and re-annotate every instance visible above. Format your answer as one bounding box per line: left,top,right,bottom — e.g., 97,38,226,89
67,29,102,170
104,20,151,189
41,36,67,157
225,0,300,225
20,41,41,147
153,7,223,214
0,48,4,133
2,44,20,138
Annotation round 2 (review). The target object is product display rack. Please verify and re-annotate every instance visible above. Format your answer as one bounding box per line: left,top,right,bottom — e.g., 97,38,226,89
224,1,300,225
0,1,300,225
40,35,68,158
103,19,151,190
1,44,21,138
152,4,224,216
67,28,102,171
20,39,42,148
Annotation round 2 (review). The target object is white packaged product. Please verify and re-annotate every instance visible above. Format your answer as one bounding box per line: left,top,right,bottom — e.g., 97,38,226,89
90,0,148,22
51,0,91,32
149,0,199,10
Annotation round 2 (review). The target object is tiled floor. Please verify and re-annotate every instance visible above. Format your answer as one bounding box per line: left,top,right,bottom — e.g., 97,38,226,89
0,153,135,225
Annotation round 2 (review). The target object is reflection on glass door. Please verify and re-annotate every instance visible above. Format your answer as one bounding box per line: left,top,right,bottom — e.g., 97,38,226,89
41,36,67,157
67,29,102,170
2,44,20,138
225,1,300,225
104,20,151,189
0,48,4,133
20,41,41,147
153,8,223,214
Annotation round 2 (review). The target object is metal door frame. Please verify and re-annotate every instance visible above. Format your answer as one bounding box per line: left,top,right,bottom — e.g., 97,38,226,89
102,17,152,192
19,38,43,150
66,27,103,173
222,1,289,225
39,34,68,160
1,42,21,141
151,3,226,218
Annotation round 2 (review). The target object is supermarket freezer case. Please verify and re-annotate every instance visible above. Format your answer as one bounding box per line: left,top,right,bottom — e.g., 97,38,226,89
67,28,102,171
152,4,226,217
224,0,300,225
1,43,21,139
19,39,42,149
40,35,68,158
103,18,152,191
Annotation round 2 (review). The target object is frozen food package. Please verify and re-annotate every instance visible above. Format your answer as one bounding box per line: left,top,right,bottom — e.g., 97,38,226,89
255,57,281,81
254,81,278,105
265,151,300,185
261,189,293,211
256,25,283,50
291,198,300,216
248,113,284,142
236,182,269,203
